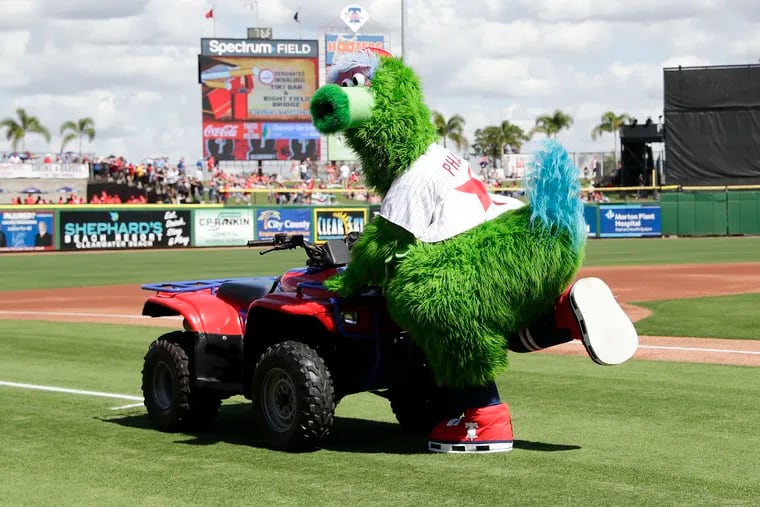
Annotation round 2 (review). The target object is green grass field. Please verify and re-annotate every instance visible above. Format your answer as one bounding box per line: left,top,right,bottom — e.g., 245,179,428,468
2,236,758,339
0,320,758,506
1,237,760,505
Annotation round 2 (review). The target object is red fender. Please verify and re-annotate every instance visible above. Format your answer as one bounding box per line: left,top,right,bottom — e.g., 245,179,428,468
250,293,337,334
142,292,244,335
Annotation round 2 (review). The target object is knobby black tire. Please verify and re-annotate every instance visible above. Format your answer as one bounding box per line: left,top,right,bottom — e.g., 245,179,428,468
251,341,335,451
141,332,222,432
388,366,454,435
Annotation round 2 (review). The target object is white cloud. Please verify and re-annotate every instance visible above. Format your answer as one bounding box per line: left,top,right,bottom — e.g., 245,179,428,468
0,0,758,161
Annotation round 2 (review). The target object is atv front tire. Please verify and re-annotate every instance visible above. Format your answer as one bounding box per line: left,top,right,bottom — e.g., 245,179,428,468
142,332,222,432
251,341,335,451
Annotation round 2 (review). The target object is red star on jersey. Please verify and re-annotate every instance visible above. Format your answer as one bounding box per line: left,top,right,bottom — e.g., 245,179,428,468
454,166,507,211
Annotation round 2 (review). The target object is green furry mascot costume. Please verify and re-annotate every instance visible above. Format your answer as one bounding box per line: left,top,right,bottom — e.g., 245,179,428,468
310,48,638,453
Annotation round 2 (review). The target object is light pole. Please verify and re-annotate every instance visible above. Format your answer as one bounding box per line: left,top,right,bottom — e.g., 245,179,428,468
401,0,408,62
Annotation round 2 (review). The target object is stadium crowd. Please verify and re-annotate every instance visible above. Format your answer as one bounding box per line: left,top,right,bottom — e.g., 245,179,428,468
3,152,373,206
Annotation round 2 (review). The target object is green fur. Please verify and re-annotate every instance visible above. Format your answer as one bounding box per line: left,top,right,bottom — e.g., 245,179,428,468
385,208,583,388
323,217,415,295
343,58,438,196
312,54,585,389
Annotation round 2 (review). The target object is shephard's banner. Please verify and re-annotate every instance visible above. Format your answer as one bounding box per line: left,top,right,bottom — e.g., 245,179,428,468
313,208,366,243
59,210,191,250
194,208,254,246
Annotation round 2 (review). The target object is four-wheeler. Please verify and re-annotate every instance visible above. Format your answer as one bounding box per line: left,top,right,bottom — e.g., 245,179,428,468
140,233,450,451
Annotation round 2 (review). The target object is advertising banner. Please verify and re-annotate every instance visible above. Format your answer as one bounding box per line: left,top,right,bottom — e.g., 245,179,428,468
313,208,367,243
584,205,597,237
194,208,254,247
0,211,55,252
0,163,89,179
325,34,385,66
202,122,320,160
599,205,661,238
255,208,312,239
60,210,191,250
198,42,319,161
203,133,320,162
199,54,318,122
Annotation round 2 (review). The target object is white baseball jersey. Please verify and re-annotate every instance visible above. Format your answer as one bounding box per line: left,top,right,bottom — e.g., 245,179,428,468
379,143,525,243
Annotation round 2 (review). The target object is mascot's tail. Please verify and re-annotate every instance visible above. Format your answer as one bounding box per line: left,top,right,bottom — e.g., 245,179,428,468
524,139,586,250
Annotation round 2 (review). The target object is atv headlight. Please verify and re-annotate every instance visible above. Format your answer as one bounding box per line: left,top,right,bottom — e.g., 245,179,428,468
340,311,359,326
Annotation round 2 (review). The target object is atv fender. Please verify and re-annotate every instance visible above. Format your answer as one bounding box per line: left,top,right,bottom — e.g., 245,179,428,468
250,294,337,334
143,292,244,335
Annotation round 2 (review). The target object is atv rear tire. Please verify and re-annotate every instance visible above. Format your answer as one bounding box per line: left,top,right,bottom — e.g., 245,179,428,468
251,341,335,451
388,366,454,435
142,332,222,432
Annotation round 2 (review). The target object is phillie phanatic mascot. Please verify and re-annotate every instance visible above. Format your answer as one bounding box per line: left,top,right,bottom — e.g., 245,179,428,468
309,48,638,453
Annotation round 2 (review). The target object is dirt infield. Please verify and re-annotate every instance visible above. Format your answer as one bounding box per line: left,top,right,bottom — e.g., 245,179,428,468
1,262,759,366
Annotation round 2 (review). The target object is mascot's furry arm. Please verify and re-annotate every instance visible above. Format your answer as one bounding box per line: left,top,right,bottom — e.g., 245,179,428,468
323,217,414,295
313,53,438,297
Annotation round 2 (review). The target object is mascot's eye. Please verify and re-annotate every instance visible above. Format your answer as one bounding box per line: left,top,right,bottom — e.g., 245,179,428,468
352,73,366,86
340,78,354,87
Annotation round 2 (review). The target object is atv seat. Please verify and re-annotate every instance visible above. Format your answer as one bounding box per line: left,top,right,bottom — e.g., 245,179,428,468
217,277,279,310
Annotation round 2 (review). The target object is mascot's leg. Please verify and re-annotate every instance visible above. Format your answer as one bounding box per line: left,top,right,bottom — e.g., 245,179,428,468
428,382,514,454
509,278,639,365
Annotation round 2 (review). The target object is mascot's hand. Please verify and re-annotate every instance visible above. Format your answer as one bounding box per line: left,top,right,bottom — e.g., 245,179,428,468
323,272,357,296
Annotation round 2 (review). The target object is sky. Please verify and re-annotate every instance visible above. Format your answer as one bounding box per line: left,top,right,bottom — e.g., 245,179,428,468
1,0,758,162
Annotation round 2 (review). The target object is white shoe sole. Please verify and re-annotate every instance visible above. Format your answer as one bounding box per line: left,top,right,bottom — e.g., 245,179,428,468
569,277,639,365
428,441,513,453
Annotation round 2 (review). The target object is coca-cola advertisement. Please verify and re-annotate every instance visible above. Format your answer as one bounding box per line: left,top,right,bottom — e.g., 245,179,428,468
202,120,320,161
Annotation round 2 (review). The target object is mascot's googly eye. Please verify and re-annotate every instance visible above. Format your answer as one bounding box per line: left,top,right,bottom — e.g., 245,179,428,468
340,78,354,87
352,73,367,86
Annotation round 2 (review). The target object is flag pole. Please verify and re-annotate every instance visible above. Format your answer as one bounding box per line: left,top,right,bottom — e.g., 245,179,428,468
213,7,217,37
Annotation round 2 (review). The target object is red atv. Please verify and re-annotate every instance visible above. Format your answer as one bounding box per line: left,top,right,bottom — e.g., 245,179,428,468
140,233,450,451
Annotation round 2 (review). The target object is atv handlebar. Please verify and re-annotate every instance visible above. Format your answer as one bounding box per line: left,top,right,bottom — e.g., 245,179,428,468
247,233,355,268
246,239,276,248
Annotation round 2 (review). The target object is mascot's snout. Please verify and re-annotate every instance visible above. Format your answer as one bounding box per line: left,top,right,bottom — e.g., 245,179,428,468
310,84,375,134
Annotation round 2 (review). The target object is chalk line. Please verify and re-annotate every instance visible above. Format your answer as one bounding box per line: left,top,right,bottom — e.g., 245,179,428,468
0,310,180,320
0,380,143,402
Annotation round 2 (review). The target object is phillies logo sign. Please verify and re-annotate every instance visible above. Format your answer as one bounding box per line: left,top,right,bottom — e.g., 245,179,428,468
339,5,369,33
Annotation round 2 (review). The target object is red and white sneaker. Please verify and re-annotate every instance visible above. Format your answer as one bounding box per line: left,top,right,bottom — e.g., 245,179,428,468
556,277,639,365
428,403,513,454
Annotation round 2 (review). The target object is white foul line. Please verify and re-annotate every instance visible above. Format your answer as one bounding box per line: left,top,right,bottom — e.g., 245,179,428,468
110,403,145,411
0,380,143,402
561,341,760,356
0,310,181,320
639,345,760,355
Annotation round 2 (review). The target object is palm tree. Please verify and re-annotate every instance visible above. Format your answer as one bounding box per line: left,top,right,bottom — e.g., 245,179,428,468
431,111,468,152
60,117,96,155
472,121,530,169
531,110,574,138
499,120,530,154
591,111,631,166
0,108,51,151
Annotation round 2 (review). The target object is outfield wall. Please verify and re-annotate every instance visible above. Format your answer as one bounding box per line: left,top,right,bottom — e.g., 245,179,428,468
2,193,760,253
